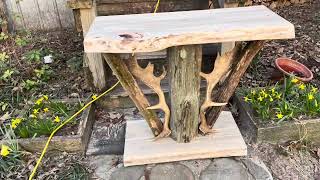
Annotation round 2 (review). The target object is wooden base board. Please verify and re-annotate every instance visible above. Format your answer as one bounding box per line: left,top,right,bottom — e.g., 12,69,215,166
124,111,247,167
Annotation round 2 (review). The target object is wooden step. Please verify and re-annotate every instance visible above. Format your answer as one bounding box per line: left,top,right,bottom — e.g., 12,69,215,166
84,5,294,53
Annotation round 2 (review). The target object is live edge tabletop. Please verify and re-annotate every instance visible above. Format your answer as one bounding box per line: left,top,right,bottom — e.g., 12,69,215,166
83,5,295,54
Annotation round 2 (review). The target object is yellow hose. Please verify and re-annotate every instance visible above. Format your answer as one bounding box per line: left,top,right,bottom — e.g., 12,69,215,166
28,81,120,180
29,0,161,178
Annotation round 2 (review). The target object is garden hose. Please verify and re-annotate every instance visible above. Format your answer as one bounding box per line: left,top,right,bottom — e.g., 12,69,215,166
29,1,161,178
28,81,120,180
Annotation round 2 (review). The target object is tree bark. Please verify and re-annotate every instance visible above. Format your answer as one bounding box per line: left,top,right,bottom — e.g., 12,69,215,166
102,53,163,136
168,45,202,143
206,40,266,126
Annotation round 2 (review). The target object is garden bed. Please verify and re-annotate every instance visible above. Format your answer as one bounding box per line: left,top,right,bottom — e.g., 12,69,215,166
234,93,320,145
0,102,95,153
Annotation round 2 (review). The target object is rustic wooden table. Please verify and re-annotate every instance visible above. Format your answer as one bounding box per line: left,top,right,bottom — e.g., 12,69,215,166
84,5,294,143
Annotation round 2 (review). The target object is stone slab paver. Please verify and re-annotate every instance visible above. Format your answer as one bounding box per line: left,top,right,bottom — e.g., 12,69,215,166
241,157,273,180
200,158,254,180
110,165,145,180
149,163,195,180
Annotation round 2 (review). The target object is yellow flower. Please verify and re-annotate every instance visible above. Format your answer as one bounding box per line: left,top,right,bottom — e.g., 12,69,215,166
270,87,276,94
54,116,61,123
92,94,98,100
43,108,49,113
251,90,256,95
33,108,39,114
1,144,10,157
311,87,318,93
291,78,299,83
276,113,284,119
258,96,263,102
269,97,274,102
298,84,306,90
276,93,282,99
244,96,250,102
308,93,314,101
35,97,44,105
43,95,49,100
11,118,22,129
315,100,318,108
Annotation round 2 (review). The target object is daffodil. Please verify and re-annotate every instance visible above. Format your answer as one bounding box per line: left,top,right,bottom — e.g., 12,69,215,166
35,97,44,105
298,84,306,90
258,96,263,102
291,78,299,83
311,87,318,93
33,108,39,114
43,107,49,113
54,116,61,123
244,96,250,102
276,113,284,119
11,118,22,129
308,93,314,101
92,94,98,100
43,95,49,100
0,144,10,157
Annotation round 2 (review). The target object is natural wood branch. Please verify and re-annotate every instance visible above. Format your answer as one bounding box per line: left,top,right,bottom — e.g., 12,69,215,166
102,53,163,136
168,45,201,143
206,40,266,126
199,45,241,134
128,56,171,139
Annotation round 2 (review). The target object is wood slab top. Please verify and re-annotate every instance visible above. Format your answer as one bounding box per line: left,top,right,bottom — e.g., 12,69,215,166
84,5,295,53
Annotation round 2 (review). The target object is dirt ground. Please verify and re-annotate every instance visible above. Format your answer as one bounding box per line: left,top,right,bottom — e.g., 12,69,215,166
241,0,320,88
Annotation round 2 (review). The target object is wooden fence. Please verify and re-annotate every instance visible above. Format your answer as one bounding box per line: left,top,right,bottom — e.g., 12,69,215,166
4,0,74,31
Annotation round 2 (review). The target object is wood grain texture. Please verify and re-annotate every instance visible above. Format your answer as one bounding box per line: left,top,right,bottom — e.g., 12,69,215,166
168,45,202,143
5,0,74,31
206,41,266,126
80,6,108,91
84,5,294,53
96,0,194,16
123,111,247,166
102,53,163,136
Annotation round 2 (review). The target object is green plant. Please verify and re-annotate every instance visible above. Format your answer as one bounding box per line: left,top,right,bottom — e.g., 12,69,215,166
25,50,41,62
34,65,53,82
0,32,9,41
0,125,23,179
1,69,14,82
11,95,80,138
21,79,39,90
243,76,320,123
15,36,28,47
0,52,9,62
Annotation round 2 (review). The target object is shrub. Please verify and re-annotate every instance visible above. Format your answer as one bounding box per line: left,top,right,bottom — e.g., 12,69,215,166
10,95,80,138
243,76,320,123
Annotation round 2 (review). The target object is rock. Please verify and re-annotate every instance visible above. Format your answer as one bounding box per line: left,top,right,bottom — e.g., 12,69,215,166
241,157,273,180
200,158,254,180
110,166,145,180
149,163,195,180
89,155,120,180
